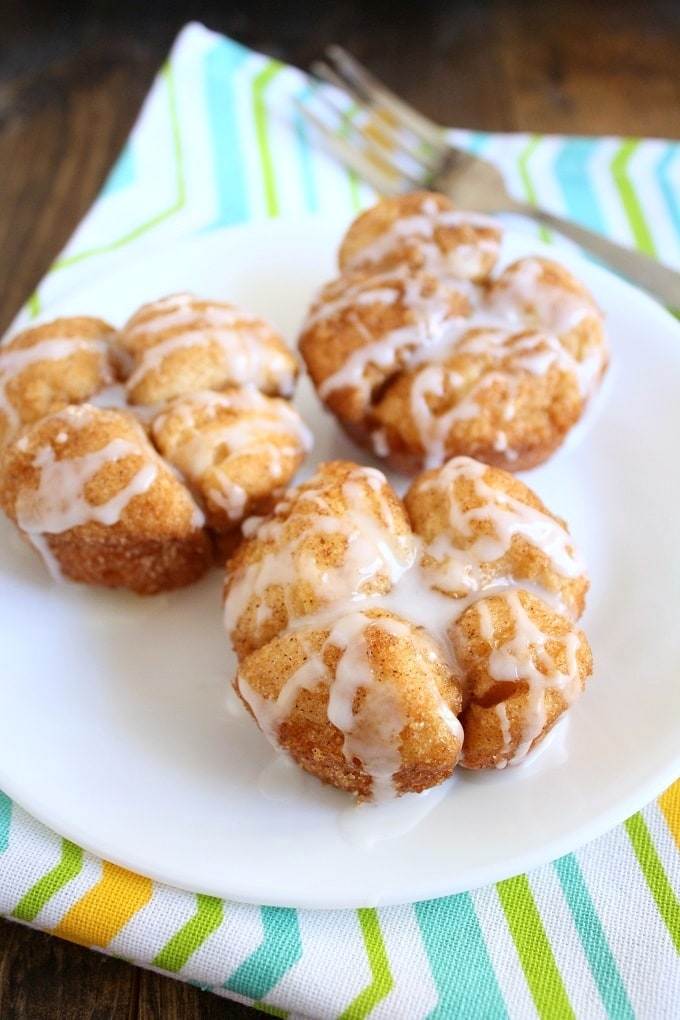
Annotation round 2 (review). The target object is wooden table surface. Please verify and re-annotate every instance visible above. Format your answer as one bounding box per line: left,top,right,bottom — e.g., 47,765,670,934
1,0,679,1016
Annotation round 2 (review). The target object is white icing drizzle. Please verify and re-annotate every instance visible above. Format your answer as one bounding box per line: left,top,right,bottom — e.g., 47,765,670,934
12,406,163,575
338,780,451,848
224,465,417,638
487,258,590,335
0,335,112,434
237,609,463,802
343,199,501,278
152,389,312,522
486,258,604,398
17,439,157,535
308,269,473,405
398,326,583,469
303,249,606,463
414,456,585,613
123,294,296,398
124,292,260,338
326,612,409,801
88,382,129,410
480,590,583,767
227,458,588,786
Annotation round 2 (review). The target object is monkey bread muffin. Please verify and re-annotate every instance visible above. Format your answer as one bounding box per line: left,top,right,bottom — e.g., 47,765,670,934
0,316,121,448
224,456,592,799
299,191,608,473
119,292,299,405
0,294,311,591
0,404,211,594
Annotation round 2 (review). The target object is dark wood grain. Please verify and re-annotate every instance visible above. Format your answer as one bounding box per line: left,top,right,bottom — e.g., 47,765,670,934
494,0,680,135
1,0,679,1016
138,970,257,1020
2,0,679,338
0,919,255,1018
0,918,135,1019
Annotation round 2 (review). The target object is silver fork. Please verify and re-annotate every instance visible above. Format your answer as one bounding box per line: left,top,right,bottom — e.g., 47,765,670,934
299,45,680,309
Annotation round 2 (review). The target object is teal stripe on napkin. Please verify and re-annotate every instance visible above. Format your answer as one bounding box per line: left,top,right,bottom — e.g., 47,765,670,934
224,906,302,1000
553,854,635,1019
555,137,607,232
204,37,250,227
0,791,11,854
414,894,507,1019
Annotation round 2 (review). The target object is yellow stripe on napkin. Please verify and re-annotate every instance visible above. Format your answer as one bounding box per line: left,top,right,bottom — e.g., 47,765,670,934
659,779,680,851
53,860,153,947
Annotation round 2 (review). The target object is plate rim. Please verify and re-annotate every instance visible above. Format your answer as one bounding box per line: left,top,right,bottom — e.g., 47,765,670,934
1,213,680,909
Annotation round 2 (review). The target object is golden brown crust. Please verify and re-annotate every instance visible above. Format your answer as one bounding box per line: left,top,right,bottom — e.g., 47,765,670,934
0,317,120,447
338,190,502,281
299,193,609,473
224,454,592,798
0,405,212,594
450,590,593,769
234,608,463,799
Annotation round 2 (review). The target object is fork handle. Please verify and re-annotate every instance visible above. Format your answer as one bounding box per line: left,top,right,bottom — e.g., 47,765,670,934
505,200,680,310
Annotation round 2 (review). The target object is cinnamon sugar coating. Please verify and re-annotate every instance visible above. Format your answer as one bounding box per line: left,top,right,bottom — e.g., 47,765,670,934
299,191,609,473
224,455,592,799
0,293,310,591
338,190,502,280
0,317,120,448
0,405,211,594
120,293,299,405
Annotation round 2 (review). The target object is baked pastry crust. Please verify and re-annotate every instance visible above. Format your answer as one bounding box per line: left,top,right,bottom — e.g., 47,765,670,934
0,317,120,448
224,455,592,798
338,190,502,280
0,294,309,591
151,386,311,558
120,293,299,405
0,404,211,594
299,192,609,473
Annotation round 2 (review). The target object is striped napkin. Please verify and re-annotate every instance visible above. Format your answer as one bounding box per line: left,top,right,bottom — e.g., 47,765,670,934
2,22,679,1018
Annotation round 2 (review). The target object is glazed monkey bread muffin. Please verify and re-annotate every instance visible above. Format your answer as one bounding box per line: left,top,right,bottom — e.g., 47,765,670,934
224,457,592,799
0,295,311,592
299,191,609,473
0,405,211,594
151,386,312,559
119,292,299,405
0,316,121,447
224,459,416,660
338,189,503,280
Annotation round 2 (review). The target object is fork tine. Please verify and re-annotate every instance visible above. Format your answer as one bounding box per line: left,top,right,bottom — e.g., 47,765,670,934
293,97,408,197
324,44,448,151
298,79,429,191
310,59,443,175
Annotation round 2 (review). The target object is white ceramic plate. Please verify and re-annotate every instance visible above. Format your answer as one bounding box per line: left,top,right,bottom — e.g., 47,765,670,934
1,217,679,909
